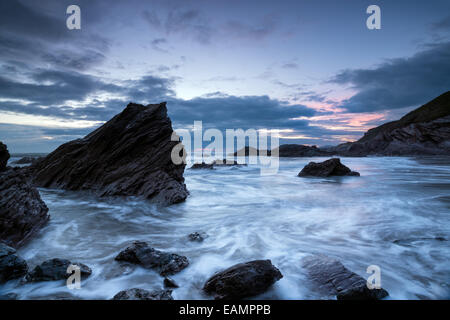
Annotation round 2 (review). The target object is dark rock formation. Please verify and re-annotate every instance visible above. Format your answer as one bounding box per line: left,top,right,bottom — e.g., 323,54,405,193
163,276,179,288
298,158,360,177
275,144,331,157
329,91,450,156
302,255,389,300
203,260,283,300
190,162,214,170
115,241,189,276
26,258,92,282
0,243,28,282
0,142,9,171
30,102,188,206
188,232,207,242
0,167,50,247
112,288,173,300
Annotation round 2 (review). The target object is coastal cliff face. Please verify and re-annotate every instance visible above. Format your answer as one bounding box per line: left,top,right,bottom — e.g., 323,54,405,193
30,102,188,206
330,92,450,156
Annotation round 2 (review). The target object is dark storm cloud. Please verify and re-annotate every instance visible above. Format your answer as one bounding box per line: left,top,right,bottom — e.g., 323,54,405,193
167,94,315,130
331,41,450,112
431,15,450,31
0,0,110,71
143,9,213,44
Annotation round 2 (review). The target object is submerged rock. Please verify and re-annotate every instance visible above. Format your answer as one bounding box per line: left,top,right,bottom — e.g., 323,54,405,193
30,102,188,206
0,243,28,283
302,255,389,300
112,288,173,300
188,232,207,242
115,241,189,276
0,167,49,247
163,276,179,288
203,260,283,300
0,141,9,171
0,293,18,300
26,258,92,282
298,158,360,177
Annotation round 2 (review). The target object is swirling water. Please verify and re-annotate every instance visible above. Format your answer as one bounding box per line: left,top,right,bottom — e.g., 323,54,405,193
1,156,449,300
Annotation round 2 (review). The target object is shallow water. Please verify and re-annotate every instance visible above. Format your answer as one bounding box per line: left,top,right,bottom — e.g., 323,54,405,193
1,156,449,300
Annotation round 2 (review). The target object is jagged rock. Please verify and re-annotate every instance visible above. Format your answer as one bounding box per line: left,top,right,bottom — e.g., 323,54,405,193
0,243,28,283
298,158,360,177
163,277,179,288
203,260,283,300
302,255,389,300
0,141,9,171
190,162,214,169
188,232,207,242
330,91,450,156
0,167,49,247
26,258,92,282
30,102,188,206
112,288,173,300
115,241,189,276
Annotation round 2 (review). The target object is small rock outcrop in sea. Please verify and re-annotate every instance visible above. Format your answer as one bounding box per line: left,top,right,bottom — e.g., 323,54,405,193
329,91,450,156
231,144,331,157
302,255,389,300
203,260,283,300
0,167,50,247
30,102,188,206
190,160,246,170
0,243,28,283
188,232,207,242
115,241,189,276
298,158,360,177
190,162,214,170
0,141,9,171
112,288,173,300
26,258,92,282
163,276,179,288
12,156,43,165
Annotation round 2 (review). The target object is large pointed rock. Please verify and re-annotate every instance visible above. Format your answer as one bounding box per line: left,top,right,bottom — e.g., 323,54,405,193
30,102,188,206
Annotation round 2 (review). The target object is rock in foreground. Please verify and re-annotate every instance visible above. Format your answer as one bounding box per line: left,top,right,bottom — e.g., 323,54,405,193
115,241,189,276
26,258,92,282
30,102,188,206
203,260,283,300
0,167,49,247
0,243,28,283
112,288,173,300
302,255,389,300
298,158,360,177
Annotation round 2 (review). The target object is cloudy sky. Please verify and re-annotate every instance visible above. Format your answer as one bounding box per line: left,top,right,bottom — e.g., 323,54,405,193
0,0,449,152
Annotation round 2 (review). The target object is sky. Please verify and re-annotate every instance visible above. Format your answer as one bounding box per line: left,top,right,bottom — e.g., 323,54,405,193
0,0,449,153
